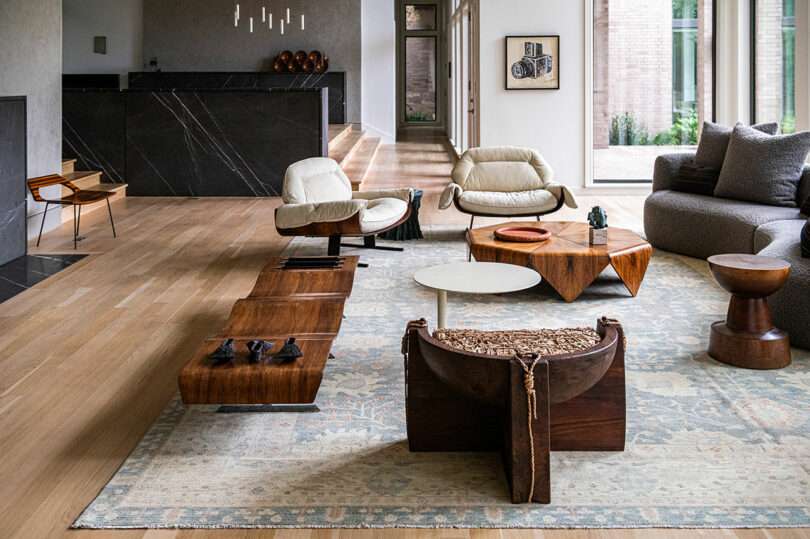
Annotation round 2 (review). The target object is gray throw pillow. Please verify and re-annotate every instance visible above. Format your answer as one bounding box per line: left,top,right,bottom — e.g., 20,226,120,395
671,162,719,196
714,125,810,207
695,121,779,169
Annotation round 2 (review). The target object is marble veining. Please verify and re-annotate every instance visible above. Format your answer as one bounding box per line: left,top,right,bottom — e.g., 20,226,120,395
0,97,27,265
126,89,327,196
63,90,126,184
128,71,347,124
61,88,329,197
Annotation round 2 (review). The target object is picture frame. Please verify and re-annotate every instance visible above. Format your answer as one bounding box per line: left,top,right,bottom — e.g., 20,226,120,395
505,35,560,90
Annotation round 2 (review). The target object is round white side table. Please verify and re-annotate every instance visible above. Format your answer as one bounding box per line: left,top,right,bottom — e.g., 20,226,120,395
413,262,541,329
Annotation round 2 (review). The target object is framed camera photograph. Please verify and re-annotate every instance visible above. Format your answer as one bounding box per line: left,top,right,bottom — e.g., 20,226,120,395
505,35,560,90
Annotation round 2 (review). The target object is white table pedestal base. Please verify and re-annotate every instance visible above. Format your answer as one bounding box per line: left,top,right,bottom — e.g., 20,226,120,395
436,289,447,329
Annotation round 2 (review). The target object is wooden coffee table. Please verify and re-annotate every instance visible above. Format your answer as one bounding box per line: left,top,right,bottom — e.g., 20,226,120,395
707,253,792,369
468,221,652,302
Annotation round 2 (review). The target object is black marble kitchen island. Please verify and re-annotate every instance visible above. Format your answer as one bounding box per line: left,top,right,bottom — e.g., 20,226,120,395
127,89,328,196
129,71,347,125
63,89,126,184
62,87,329,197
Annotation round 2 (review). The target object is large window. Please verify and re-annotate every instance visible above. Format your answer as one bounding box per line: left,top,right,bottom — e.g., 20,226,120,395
592,0,714,182
755,0,796,133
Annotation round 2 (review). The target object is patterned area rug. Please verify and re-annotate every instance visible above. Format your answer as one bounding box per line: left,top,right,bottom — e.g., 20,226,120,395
74,235,810,529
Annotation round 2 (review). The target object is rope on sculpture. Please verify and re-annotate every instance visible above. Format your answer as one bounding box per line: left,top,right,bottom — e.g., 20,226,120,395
515,353,543,503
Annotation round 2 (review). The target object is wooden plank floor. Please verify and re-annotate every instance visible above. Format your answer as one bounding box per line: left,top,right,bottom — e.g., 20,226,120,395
1,136,806,538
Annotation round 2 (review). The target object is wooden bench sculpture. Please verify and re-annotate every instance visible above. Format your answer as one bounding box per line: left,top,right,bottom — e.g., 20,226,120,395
402,317,626,504
179,256,357,405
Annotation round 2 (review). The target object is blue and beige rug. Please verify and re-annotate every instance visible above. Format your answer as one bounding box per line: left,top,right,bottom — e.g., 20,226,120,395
74,236,810,529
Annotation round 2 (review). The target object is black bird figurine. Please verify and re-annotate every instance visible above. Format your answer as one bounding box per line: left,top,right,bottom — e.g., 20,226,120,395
209,338,235,366
273,337,303,363
247,340,274,364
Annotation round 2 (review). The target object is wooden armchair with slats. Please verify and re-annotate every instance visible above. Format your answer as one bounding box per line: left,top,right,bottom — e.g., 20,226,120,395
27,174,117,249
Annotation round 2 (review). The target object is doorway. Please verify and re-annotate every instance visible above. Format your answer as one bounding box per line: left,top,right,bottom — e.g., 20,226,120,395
396,0,447,136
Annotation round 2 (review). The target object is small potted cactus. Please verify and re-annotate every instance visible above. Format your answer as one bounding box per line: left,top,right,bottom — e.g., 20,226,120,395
588,206,608,245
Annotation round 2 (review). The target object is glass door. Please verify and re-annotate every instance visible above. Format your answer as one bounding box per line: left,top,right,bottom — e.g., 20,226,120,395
399,1,444,128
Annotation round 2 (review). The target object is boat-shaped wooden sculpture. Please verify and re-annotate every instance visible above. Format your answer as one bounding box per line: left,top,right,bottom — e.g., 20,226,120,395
179,256,357,405
402,317,626,504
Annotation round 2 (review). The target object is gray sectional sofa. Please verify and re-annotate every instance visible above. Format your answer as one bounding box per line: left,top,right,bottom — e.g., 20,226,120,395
645,153,810,349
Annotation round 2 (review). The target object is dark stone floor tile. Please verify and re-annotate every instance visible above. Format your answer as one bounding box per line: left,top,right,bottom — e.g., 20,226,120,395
0,254,87,303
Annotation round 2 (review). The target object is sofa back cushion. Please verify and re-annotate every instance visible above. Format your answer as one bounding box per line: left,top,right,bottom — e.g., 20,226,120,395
695,121,779,169
452,146,553,193
670,162,719,196
799,167,810,213
282,157,352,204
714,125,810,207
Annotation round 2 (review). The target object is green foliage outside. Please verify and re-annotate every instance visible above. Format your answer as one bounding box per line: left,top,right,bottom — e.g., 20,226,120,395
606,0,796,147
609,110,698,147
406,111,435,122
672,0,698,19
654,110,699,145
782,115,795,135
609,113,649,146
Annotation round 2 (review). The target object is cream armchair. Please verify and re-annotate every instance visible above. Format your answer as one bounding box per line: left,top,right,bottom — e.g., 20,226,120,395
439,147,577,225
275,157,413,256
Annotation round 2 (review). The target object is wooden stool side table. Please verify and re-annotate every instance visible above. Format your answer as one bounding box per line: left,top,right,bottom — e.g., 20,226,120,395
707,254,792,370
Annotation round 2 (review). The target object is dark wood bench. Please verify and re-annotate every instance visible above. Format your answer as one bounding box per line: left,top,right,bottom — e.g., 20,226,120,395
403,317,626,504
27,174,117,249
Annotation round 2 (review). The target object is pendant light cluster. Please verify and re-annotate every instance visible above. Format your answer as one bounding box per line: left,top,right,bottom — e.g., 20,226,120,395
233,3,305,35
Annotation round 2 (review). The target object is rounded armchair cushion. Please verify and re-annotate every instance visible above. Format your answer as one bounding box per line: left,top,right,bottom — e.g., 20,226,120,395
359,198,409,233
282,157,352,205
457,188,559,216
275,199,367,230
452,146,554,192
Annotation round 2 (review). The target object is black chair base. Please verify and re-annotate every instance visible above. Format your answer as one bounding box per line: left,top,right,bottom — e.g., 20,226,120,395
327,235,404,266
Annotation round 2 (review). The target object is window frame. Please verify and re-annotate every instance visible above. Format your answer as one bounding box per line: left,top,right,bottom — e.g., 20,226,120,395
585,0,717,186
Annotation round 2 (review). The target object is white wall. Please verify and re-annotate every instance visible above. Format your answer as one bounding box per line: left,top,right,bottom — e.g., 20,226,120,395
63,0,143,86
0,0,64,239
478,0,585,188
361,0,396,142
715,0,752,125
